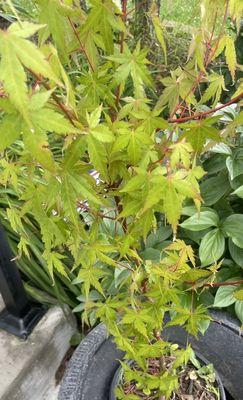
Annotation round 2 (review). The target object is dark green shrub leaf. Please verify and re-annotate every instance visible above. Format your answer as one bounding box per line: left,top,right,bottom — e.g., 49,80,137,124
180,211,219,231
226,149,243,180
213,284,237,307
203,154,228,174
235,301,243,324
232,185,243,198
222,214,243,248
199,229,225,266
228,239,243,268
146,226,172,247
140,248,161,262
200,174,230,205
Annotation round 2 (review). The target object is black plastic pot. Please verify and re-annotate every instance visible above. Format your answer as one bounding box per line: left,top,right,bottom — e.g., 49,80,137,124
58,311,243,400
109,353,226,400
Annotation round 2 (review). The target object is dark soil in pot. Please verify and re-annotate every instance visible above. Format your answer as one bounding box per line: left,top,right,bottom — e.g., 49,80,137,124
110,353,226,400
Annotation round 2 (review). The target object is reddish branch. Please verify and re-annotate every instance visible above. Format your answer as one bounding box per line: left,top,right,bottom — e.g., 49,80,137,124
29,69,76,124
68,17,95,73
186,279,243,288
77,201,117,220
169,92,243,124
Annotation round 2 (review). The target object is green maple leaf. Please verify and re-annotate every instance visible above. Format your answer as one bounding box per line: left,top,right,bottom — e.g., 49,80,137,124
0,114,22,151
181,118,221,152
225,36,237,82
200,73,226,107
23,129,56,172
74,266,105,298
132,107,168,135
61,175,80,229
163,179,183,232
157,68,196,113
87,134,108,179
46,252,69,280
0,22,59,122
31,108,79,135
37,0,76,62
107,43,153,98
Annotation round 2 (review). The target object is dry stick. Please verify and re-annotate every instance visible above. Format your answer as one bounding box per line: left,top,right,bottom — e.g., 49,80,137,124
169,92,243,123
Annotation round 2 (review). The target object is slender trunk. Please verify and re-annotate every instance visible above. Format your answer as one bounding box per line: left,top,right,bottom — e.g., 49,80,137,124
133,0,160,46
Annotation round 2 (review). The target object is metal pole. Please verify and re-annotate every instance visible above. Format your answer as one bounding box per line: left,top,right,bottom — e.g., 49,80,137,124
0,224,46,339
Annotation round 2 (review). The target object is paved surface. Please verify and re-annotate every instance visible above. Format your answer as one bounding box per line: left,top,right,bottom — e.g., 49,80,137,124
43,379,60,400
0,296,76,400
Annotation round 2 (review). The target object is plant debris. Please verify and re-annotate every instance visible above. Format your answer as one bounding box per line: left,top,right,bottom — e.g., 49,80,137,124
122,357,219,400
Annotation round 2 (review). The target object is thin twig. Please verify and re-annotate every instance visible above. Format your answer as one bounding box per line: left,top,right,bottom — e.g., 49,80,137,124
77,201,117,220
186,279,243,288
68,17,95,73
169,92,243,123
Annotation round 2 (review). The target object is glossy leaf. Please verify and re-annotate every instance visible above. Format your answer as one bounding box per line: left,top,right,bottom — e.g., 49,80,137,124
199,229,225,266
180,211,219,231
222,215,243,249
214,284,237,307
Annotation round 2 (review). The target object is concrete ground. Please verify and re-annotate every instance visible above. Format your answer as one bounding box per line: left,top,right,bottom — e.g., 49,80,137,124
43,379,60,400
0,296,76,400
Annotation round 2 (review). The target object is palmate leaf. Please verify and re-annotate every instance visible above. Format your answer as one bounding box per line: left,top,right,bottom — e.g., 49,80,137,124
37,0,76,62
0,23,59,121
163,179,182,231
156,69,196,113
151,16,167,64
0,40,28,121
8,21,46,38
86,107,114,142
73,266,105,298
162,174,201,232
80,0,124,56
87,135,108,179
0,114,22,151
181,119,221,152
23,129,56,172
46,252,69,280
31,108,79,135
200,73,226,107
132,107,168,135
225,36,237,81
61,175,80,229
170,141,193,169
107,43,153,98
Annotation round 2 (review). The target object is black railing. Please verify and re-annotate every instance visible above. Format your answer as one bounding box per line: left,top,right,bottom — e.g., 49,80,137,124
0,224,46,339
